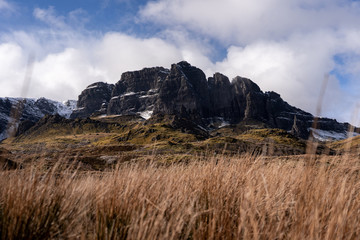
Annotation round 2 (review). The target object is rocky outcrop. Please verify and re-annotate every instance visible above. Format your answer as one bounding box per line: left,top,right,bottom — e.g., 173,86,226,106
71,82,114,118
154,61,211,120
208,73,232,119
0,97,74,141
70,61,360,140
107,67,168,117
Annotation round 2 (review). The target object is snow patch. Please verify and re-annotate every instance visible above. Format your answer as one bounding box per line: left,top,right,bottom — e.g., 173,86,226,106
86,85,98,90
277,117,292,121
310,128,360,141
138,110,153,120
148,89,158,93
112,92,137,99
53,102,73,118
207,117,230,129
219,121,230,128
196,124,208,132
63,100,77,111
160,70,170,74
121,92,136,97
139,93,158,99
41,99,74,118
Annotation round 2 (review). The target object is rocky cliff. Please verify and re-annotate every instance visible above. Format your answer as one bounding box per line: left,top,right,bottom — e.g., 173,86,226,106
70,61,357,140
70,82,114,118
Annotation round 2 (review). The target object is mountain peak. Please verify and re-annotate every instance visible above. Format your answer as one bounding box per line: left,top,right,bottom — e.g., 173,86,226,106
232,76,261,93
176,61,192,68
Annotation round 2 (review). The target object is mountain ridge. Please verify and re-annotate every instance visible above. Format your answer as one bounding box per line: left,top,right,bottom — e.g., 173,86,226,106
0,61,358,142
0,97,76,141
70,61,359,141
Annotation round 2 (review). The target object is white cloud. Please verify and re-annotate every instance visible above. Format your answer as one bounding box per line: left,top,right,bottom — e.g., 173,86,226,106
0,0,12,11
0,43,27,97
33,6,90,30
93,32,183,81
139,0,360,44
33,7,67,29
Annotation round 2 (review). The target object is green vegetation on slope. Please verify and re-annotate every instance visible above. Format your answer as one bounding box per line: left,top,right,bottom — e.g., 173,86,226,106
1,114,343,170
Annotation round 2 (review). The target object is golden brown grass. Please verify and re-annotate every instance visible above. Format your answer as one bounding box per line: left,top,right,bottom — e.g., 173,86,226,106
1,154,360,239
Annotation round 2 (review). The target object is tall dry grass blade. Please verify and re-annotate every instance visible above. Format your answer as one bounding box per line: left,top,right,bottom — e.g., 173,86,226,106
306,74,329,162
345,103,360,158
1,153,360,239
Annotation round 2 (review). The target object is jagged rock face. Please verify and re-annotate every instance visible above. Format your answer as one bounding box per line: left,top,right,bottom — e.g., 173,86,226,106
0,98,12,141
264,91,312,129
230,76,267,122
208,73,233,119
290,115,310,139
107,67,168,116
107,62,212,120
154,62,210,119
71,82,114,118
68,61,360,140
104,61,308,129
35,98,62,116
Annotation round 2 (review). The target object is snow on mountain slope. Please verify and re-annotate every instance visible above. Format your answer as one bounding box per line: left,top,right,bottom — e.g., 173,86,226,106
63,100,77,111
310,128,360,141
0,97,77,141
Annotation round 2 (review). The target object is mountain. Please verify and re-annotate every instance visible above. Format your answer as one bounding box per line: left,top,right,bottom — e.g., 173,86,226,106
0,61,358,142
0,97,76,141
70,61,359,140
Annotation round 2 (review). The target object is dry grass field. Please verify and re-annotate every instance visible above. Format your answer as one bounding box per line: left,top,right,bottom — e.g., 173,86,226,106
1,152,360,239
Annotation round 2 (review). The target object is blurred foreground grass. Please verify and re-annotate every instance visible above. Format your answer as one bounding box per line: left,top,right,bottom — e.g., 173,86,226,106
1,153,360,239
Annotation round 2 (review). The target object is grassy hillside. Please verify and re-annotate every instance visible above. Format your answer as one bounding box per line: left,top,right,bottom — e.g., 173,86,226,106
0,114,343,170
328,135,360,154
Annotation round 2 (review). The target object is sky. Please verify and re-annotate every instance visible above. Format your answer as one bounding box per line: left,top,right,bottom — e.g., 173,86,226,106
1,0,360,124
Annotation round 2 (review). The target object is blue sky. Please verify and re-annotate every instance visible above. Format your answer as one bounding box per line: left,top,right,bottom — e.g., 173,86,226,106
1,0,360,123
1,0,149,34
